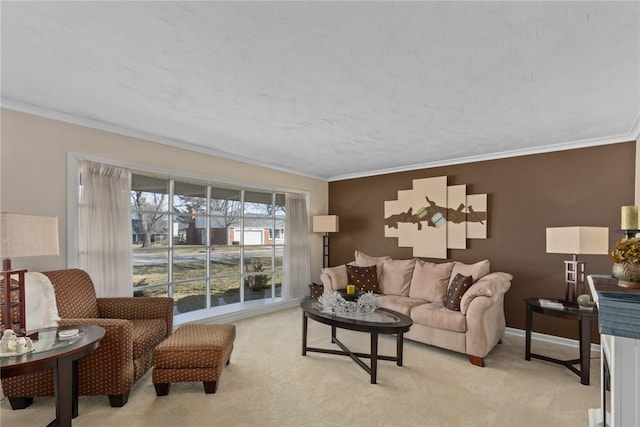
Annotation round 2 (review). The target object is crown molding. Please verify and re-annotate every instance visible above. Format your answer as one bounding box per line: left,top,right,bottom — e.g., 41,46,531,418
3,98,637,184
330,110,640,181
629,111,640,141
327,132,638,181
0,98,325,181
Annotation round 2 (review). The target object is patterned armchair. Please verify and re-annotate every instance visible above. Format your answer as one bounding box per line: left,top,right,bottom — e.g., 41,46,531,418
1,269,173,408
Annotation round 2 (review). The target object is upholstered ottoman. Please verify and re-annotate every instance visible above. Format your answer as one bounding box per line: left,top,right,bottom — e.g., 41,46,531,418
152,323,236,396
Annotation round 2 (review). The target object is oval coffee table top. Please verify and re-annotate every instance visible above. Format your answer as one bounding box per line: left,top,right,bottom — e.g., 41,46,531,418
301,298,413,333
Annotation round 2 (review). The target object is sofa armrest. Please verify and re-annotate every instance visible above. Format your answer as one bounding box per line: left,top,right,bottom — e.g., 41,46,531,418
460,272,513,315
97,297,174,336
320,273,334,294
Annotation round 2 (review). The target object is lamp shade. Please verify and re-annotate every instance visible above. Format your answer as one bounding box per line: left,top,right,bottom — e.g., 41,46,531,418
313,215,339,233
545,226,609,255
0,213,60,259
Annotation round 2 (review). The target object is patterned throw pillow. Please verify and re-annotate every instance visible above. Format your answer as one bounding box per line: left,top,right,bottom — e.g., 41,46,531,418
444,273,474,311
346,264,380,293
308,283,324,299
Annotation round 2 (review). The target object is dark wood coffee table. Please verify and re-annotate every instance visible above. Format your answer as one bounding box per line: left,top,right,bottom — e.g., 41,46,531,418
300,299,412,384
1,325,105,427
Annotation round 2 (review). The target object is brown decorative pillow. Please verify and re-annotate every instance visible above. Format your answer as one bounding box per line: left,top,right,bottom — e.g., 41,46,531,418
444,273,474,311
308,283,324,299
346,264,380,293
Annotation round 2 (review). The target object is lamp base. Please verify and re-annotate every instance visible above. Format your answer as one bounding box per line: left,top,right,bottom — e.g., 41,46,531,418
564,258,585,302
322,233,330,268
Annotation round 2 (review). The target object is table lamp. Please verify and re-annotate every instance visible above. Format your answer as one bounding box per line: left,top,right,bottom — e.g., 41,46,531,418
313,215,339,268
0,213,59,333
546,226,609,301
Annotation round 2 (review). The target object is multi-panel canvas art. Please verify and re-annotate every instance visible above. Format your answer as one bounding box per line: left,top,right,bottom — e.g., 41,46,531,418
384,176,488,259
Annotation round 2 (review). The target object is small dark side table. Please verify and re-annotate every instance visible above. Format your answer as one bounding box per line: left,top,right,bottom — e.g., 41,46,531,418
1,325,105,427
524,298,598,385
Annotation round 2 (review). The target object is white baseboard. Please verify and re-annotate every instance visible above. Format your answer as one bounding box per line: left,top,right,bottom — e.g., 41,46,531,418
505,326,601,353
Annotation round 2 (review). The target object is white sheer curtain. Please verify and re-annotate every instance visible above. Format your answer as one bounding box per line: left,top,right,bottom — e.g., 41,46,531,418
283,193,310,298
79,160,132,297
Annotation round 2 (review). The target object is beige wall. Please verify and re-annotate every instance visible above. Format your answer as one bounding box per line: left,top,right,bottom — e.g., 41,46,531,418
0,108,328,279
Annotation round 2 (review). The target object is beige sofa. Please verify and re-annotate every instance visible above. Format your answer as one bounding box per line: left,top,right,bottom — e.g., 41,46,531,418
320,251,512,367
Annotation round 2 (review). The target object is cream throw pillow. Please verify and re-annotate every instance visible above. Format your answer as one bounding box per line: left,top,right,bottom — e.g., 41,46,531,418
321,265,348,290
448,259,490,285
380,258,416,296
354,250,391,279
409,260,455,302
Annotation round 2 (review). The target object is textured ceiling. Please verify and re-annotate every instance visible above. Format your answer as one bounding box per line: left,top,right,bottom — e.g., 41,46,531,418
2,1,639,180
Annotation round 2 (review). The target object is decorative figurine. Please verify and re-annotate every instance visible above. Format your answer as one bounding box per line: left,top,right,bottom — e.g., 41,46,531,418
1,329,17,353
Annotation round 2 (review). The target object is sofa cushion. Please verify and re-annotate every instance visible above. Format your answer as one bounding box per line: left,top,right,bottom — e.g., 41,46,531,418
380,258,416,296
355,250,391,279
444,274,474,311
449,259,490,285
409,260,454,302
377,295,426,316
346,264,379,293
321,265,348,290
410,302,466,333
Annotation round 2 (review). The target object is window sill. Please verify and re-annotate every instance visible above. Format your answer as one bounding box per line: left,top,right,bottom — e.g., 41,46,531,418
173,296,305,327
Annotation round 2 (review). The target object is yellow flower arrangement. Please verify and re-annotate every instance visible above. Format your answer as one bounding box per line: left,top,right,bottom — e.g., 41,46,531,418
609,237,640,264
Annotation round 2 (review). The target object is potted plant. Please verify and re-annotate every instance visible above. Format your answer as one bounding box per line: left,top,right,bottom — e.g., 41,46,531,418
609,237,640,288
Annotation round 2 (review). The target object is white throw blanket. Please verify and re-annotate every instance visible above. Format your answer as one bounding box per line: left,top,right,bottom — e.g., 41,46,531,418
25,272,60,330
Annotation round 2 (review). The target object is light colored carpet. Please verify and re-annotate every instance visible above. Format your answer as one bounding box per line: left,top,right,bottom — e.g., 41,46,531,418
1,306,600,426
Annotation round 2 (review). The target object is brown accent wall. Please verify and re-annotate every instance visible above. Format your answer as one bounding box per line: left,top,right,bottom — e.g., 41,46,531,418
328,142,635,341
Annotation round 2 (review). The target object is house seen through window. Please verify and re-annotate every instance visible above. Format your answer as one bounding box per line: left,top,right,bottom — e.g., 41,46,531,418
130,173,286,316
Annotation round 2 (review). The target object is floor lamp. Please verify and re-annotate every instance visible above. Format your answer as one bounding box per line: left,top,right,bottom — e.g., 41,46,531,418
546,226,609,302
313,215,339,268
0,213,60,334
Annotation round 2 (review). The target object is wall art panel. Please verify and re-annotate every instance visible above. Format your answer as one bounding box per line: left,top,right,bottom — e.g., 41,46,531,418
384,176,487,258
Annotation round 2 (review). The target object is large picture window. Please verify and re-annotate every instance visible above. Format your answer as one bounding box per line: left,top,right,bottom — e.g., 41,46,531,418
130,173,286,316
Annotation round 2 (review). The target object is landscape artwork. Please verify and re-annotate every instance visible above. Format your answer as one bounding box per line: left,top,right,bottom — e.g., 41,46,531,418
384,176,488,258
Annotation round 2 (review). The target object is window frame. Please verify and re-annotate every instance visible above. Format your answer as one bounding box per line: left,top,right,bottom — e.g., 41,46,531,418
69,153,303,320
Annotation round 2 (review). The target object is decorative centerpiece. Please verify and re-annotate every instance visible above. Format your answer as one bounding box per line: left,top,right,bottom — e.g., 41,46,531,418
318,290,381,318
337,288,365,301
609,237,640,288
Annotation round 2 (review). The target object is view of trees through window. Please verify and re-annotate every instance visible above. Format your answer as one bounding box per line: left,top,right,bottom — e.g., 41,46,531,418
130,173,286,315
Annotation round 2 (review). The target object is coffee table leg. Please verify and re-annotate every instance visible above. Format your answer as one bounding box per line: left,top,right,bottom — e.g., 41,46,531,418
302,312,308,356
397,333,404,366
54,358,73,427
331,325,337,343
370,332,378,384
